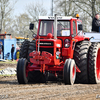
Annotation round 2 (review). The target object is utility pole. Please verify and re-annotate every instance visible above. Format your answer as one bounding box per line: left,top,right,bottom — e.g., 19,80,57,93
51,0,53,16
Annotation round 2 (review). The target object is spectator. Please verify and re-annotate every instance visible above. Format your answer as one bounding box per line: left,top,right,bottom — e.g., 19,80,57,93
92,13,100,32
0,42,4,59
11,44,15,61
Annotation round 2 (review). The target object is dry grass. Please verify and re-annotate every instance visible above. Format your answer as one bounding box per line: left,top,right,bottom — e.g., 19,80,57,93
0,60,17,64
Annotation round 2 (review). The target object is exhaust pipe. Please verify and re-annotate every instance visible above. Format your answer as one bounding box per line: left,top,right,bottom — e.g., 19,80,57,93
54,14,57,39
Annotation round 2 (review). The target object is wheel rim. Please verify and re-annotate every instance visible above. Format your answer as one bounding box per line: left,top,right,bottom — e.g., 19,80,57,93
96,48,100,80
72,66,75,79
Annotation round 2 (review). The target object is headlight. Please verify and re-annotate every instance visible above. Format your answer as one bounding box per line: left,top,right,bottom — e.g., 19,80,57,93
64,39,70,48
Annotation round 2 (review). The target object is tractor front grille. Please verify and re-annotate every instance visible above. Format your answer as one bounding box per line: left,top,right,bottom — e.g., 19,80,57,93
37,41,54,55
40,48,54,55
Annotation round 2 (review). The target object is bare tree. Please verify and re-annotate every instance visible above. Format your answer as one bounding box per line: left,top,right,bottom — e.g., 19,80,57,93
25,2,47,36
26,2,47,25
54,0,100,31
71,0,100,20
13,13,32,39
0,0,17,34
54,0,77,16
71,0,100,31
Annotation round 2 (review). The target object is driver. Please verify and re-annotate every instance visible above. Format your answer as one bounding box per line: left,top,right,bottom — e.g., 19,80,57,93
57,24,62,36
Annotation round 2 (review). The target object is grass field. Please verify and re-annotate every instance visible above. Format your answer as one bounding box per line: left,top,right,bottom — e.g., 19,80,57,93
0,60,17,64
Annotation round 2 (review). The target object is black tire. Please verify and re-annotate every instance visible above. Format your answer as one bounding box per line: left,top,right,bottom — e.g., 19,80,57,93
19,40,30,59
28,40,36,62
74,40,90,83
17,58,29,84
64,59,76,85
88,43,100,84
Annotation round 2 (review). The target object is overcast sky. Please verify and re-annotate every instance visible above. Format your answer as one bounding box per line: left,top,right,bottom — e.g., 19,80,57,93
13,0,51,16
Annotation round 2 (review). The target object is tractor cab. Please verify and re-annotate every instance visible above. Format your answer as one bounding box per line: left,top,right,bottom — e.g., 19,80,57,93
38,16,71,37
38,16,83,37
38,16,80,37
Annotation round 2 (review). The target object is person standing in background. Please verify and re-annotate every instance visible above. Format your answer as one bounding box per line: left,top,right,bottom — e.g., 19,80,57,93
0,42,4,59
1,42,4,59
11,44,15,61
92,13,100,32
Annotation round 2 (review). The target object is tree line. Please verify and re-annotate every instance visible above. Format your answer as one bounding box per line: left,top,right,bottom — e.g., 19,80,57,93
0,0,100,39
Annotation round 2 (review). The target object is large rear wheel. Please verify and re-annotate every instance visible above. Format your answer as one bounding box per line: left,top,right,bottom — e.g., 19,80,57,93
27,40,36,62
63,59,76,85
88,43,100,83
19,40,30,59
74,41,90,83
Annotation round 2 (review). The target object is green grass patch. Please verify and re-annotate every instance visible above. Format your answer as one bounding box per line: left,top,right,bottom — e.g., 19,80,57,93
0,69,3,71
0,74,16,76
0,60,17,64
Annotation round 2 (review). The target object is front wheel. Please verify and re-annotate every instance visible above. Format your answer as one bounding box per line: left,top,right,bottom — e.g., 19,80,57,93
17,58,29,84
63,59,76,85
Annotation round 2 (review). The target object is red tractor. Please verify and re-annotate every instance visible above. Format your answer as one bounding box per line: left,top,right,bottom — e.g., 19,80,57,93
17,14,100,85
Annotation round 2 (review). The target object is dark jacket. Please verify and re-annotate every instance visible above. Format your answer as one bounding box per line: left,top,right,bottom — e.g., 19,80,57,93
11,47,15,53
92,17,100,32
0,45,3,51
2,45,4,52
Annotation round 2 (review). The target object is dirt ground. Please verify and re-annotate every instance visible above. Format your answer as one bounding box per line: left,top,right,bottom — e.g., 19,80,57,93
0,63,100,100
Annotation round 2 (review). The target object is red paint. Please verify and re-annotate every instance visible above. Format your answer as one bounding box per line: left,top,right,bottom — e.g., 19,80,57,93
47,33,53,39
29,51,52,64
96,48,100,80
72,66,75,78
76,66,81,73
